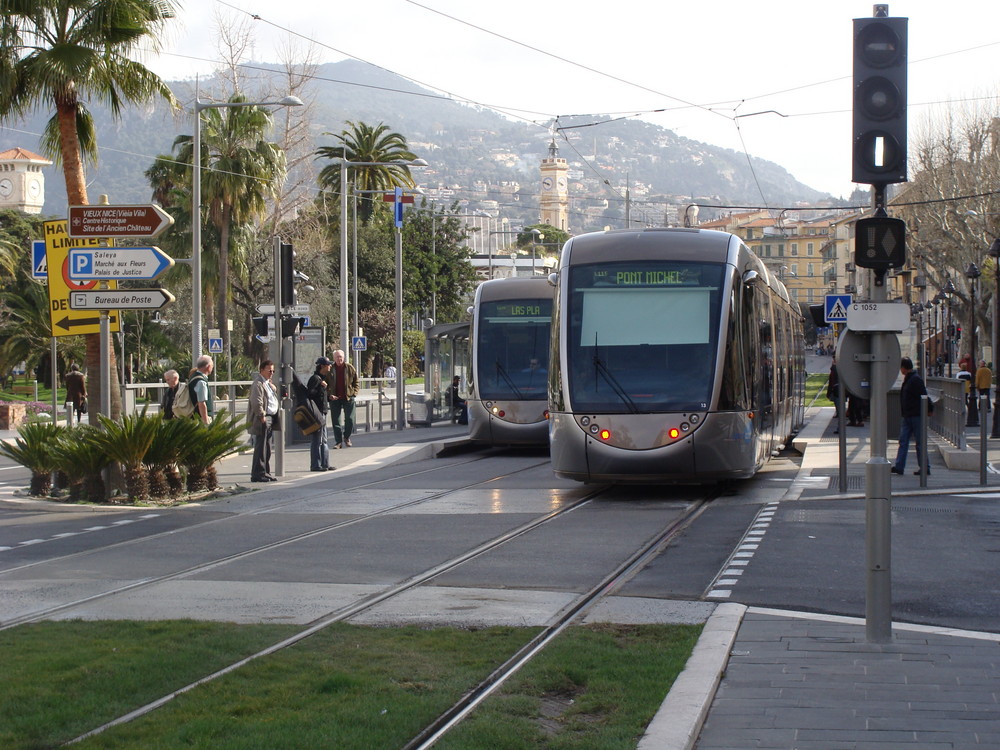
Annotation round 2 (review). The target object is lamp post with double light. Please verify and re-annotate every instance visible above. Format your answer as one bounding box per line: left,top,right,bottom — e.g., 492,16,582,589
989,238,1000,438
334,158,427,354
966,263,981,426
190,92,302,362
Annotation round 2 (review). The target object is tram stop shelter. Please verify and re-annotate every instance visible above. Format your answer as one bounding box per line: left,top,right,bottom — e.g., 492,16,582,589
414,321,469,425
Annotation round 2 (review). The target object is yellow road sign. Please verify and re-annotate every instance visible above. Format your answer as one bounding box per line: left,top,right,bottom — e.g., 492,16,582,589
44,219,121,337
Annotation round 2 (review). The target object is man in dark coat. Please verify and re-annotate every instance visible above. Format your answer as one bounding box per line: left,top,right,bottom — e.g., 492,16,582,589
307,357,333,471
65,363,87,422
160,369,179,419
892,357,929,475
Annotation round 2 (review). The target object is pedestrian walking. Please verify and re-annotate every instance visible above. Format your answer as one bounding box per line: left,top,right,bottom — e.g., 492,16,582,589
65,363,87,422
975,360,992,412
892,357,930,475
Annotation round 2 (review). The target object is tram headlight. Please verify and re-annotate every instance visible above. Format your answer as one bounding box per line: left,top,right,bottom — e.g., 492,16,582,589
689,414,699,424
580,416,590,426
589,424,600,435
491,405,500,415
680,422,690,432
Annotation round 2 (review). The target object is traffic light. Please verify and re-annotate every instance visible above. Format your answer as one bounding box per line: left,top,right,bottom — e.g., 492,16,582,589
279,242,295,309
280,316,306,338
852,16,908,185
252,316,270,340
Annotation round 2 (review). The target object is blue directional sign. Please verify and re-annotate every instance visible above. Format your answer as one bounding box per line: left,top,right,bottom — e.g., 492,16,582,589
393,186,404,228
208,337,223,354
352,335,367,352
68,246,174,281
32,240,47,280
824,294,852,324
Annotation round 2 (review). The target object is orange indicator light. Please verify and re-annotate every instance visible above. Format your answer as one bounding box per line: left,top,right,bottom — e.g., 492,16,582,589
669,428,680,439
600,429,611,440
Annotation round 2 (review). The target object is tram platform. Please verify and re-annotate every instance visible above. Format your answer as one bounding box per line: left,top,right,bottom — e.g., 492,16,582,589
640,405,1000,750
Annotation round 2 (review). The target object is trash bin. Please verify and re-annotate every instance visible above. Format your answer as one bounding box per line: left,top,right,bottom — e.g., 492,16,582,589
406,391,431,426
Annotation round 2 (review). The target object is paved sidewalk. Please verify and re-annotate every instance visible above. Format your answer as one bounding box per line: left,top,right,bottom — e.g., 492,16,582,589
640,407,1000,750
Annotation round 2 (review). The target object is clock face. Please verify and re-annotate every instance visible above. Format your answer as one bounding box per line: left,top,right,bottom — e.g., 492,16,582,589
541,177,554,191
27,178,41,198
0,179,11,197
557,176,567,190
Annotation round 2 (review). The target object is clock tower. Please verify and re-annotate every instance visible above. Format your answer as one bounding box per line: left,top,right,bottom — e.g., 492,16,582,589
539,139,569,232
0,147,52,214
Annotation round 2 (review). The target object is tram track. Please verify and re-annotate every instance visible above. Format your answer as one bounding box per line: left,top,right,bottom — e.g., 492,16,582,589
0,454,551,629
61,484,717,747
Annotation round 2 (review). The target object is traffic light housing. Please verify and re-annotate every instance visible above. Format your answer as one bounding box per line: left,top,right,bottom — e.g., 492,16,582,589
280,316,305,338
279,242,295,309
252,316,269,338
852,16,908,185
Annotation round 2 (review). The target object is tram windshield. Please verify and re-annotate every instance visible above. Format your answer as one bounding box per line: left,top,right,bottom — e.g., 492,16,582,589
567,260,725,412
476,298,552,400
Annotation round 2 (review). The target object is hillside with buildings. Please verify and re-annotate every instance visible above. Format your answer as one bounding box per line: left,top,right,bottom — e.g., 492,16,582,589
0,60,843,234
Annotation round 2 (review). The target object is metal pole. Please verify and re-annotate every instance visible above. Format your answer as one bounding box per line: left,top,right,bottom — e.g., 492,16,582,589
272,235,284,477
352,183,360,373
50,337,58,426
192,85,203,364
918,395,928,488
838,372,847,493
865,189,892,644
994,257,1000,436
340,160,349,354
395,226,405,430
980,395,989,486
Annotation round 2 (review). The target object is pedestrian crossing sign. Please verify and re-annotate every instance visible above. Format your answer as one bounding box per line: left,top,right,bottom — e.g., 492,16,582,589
352,336,367,352
824,294,852,324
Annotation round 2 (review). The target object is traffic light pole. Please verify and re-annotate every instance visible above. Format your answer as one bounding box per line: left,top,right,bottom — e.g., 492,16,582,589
866,254,893,644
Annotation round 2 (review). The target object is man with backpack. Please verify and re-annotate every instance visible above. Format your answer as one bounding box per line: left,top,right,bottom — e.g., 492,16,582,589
173,355,215,423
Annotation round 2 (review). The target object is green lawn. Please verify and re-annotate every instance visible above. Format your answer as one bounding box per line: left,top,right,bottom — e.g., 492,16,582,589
1,619,701,750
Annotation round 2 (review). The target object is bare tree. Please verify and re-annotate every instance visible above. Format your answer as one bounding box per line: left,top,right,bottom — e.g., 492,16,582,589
895,99,1000,360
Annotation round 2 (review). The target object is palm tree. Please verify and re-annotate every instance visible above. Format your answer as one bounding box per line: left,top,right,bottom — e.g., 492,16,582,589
169,96,286,351
315,121,418,224
0,0,179,421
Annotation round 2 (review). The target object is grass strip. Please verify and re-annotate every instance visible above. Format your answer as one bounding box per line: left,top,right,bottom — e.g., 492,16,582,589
3,619,701,749
0,620,300,750
806,372,834,407
434,622,703,750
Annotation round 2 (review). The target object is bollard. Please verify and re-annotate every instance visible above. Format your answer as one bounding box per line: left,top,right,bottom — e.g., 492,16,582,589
981,394,989,486
918,395,928,488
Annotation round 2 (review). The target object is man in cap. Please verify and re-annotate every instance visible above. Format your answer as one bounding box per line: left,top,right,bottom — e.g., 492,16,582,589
307,357,333,470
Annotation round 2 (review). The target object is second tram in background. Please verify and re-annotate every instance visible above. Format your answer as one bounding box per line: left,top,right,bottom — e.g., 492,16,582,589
466,277,553,445
549,228,805,483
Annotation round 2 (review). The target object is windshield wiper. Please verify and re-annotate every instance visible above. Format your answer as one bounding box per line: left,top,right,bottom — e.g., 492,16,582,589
593,355,639,414
495,361,523,398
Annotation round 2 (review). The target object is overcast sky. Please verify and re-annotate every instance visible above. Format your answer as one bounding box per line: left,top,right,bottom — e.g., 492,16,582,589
144,0,1000,200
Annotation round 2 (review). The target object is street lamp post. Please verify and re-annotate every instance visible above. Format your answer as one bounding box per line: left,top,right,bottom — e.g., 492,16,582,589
335,158,427,354
943,277,957,377
191,91,302,362
989,239,1000,438
966,263,981,426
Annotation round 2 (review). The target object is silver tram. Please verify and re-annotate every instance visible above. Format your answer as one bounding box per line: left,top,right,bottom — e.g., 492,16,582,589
467,277,553,445
548,228,805,483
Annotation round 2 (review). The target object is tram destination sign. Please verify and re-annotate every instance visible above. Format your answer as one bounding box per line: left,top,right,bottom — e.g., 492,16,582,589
68,204,174,239
69,288,175,311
